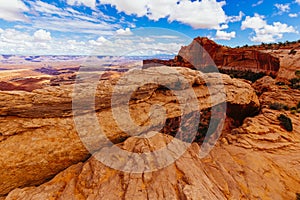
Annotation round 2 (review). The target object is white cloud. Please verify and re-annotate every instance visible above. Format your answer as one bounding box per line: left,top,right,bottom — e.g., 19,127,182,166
227,11,244,23
252,0,263,7
31,17,117,35
0,28,188,56
33,29,52,41
215,30,236,40
24,1,121,35
241,14,266,30
66,0,96,9
88,36,110,46
116,28,133,36
167,0,227,29
100,0,242,30
241,14,297,42
31,1,62,16
0,29,31,44
274,3,290,13
146,0,177,20
0,0,29,21
295,0,300,5
289,13,298,18
101,0,148,17
151,35,179,39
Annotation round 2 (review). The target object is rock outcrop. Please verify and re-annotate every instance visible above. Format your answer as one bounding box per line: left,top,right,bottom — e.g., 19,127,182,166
252,75,300,107
5,107,300,200
0,66,260,196
4,134,227,200
144,37,280,76
263,48,300,81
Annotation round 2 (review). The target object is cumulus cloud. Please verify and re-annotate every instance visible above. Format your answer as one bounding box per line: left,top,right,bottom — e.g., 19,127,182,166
0,0,29,22
289,13,298,18
66,0,96,9
33,29,52,41
296,0,300,5
274,3,290,14
167,0,228,29
100,0,242,30
101,0,148,17
215,30,236,40
116,28,133,35
0,28,187,56
88,36,110,46
241,14,297,42
241,14,266,30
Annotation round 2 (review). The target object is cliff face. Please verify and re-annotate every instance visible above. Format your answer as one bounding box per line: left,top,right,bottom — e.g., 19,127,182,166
144,37,280,75
264,48,300,81
179,37,280,73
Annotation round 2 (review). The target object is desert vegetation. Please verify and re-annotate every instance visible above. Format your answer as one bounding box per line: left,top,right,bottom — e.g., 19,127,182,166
289,78,300,89
269,102,289,111
277,114,293,132
237,39,300,50
219,68,270,82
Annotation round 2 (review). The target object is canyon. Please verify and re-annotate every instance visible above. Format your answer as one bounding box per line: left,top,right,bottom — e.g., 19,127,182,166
0,38,300,199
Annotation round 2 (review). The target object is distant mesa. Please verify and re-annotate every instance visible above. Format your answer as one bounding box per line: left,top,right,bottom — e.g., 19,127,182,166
143,37,280,78
2,55,13,59
24,56,42,62
34,66,61,75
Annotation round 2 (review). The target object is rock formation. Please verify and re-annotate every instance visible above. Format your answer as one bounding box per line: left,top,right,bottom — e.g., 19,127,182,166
144,37,280,76
253,76,300,108
5,105,300,199
1,66,300,199
0,66,260,197
263,48,300,81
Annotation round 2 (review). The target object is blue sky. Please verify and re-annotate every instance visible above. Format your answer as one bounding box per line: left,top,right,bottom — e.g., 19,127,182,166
0,0,299,55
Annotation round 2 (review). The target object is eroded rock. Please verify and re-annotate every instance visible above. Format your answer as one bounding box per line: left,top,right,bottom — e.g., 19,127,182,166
6,124,300,200
0,66,260,196
144,37,280,76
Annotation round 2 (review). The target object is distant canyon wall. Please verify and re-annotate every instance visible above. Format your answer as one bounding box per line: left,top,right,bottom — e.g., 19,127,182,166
144,37,280,75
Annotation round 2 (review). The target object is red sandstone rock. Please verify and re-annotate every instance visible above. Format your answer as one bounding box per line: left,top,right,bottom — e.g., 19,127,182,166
144,37,280,75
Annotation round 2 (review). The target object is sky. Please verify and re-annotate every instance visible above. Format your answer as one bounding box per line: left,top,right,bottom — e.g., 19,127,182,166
0,0,299,55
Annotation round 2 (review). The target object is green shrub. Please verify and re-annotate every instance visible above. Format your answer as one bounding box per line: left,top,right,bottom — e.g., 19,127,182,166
297,109,300,113
218,69,266,82
283,105,290,111
278,114,293,132
291,107,297,111
289,78,300,89
295,70,300,77
269,102,287,110
291,110,297,115
289,49,297,55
